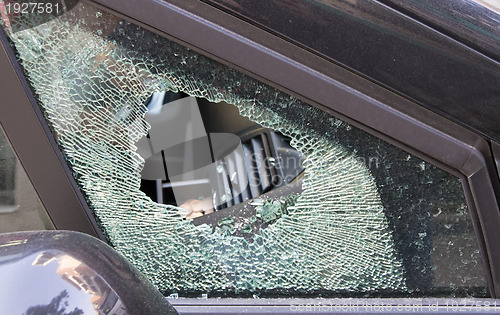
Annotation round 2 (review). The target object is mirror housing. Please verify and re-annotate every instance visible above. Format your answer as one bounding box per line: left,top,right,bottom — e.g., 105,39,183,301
0,230,178,315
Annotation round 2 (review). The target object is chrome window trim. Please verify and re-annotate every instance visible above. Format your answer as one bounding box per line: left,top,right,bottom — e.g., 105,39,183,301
168,297,500,314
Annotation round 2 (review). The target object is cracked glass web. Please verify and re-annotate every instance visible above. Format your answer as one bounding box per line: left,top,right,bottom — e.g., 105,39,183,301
1,1,488,297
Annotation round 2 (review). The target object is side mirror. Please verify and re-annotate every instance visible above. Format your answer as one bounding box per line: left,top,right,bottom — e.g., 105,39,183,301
0,230,178,315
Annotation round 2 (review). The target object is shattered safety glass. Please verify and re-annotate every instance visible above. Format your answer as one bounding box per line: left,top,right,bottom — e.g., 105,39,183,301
0,0,489,298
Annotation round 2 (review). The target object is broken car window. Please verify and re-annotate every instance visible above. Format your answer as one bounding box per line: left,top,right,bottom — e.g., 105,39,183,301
0,1,488,298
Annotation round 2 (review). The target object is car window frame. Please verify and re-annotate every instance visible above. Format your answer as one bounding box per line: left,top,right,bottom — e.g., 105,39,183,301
0,27,103,238
0,0,499,310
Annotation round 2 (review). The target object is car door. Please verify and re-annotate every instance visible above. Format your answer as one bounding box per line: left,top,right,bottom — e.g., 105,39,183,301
1,0,499,313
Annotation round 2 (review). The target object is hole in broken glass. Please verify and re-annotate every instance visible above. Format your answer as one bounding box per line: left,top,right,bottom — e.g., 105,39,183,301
137,92,305,233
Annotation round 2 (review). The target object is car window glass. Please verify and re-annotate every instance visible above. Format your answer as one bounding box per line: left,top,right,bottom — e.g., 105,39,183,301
0,125,54,232
0,1,489,298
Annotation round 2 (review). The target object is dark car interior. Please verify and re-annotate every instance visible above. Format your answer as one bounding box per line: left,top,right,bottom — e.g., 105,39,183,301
139,92,304,231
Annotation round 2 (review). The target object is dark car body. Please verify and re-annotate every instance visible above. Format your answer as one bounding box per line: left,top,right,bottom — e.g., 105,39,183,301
0,0,499,313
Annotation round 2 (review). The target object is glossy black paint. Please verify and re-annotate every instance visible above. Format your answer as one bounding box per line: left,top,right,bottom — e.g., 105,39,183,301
0,231,178,315
380,0,500,62
199,0,500,142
